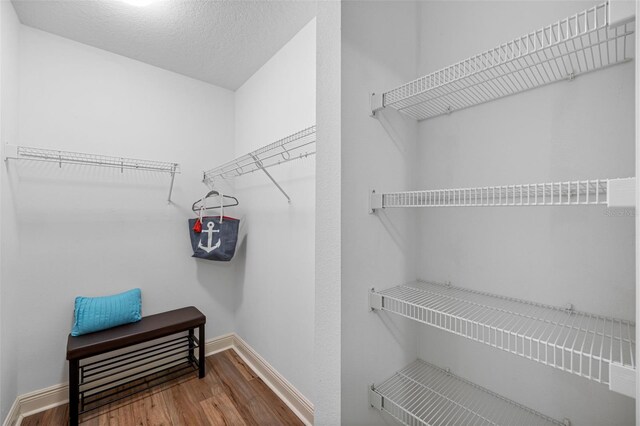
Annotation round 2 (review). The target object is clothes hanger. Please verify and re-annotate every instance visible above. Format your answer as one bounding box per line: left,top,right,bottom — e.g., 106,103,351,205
191,190,239,213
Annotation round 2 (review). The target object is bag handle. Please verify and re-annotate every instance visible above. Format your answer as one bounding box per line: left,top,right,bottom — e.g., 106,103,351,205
219,191,224,223
198,190,226,223
198,194,206,223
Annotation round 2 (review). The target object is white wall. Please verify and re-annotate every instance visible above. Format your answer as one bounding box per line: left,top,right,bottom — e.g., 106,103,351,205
314,1,341,423
636,2,640,422
232,18,316,401
415,1,635,425
341,2,420,425
6,25,236,396
0,0,21,420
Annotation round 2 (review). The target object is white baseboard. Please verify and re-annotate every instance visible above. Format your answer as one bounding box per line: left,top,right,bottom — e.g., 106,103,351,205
2,333,313,426
231,334,314,426
2,397,21,426
2,382,68,426
204,332,235,356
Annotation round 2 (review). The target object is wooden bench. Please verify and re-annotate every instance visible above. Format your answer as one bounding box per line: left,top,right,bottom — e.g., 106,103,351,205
66,306,206,426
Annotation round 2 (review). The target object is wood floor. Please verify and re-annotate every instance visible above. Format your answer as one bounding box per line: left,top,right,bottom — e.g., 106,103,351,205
22,349,304,426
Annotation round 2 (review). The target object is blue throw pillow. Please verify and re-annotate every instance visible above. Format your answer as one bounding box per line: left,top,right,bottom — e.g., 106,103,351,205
71,288,142,336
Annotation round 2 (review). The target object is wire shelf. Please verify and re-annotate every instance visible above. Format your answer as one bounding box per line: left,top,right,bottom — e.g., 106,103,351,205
370,281,635,386
5,145,181,202
202,126,315,202
203,126,316,184
370,359,567,426
11,146,180,173
369,178,636,211
371,2,635,121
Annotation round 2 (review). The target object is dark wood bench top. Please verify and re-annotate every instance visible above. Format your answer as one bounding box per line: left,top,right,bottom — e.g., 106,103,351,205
66,306,206,360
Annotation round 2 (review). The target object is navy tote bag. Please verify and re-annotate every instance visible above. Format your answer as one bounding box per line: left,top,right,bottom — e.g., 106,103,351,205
188,216,240,261
189,191,240,261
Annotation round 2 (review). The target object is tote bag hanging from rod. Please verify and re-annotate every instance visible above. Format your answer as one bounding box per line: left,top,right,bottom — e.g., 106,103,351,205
188,192,240,262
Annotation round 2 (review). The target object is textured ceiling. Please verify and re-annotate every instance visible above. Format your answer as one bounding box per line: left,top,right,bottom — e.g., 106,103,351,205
11,0,317,90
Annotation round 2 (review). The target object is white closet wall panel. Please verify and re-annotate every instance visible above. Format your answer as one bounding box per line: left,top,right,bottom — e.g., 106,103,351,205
314,2,342,423
415,1,634,425
0,0,21,421
341,2,420,425
232,18,316,401
10,26,236,396
636,1,640,418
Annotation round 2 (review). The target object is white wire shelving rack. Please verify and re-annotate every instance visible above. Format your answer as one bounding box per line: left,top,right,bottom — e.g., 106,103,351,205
4,145,180,202
370,2,635,121
370,281,636,393
369,178,636,212
369,359,569,426
202,126,316,203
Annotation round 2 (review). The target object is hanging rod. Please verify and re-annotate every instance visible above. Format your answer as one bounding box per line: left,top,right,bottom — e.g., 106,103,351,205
203,126,316,202
4,145,180,203
371,1,635,121
369,178,636,212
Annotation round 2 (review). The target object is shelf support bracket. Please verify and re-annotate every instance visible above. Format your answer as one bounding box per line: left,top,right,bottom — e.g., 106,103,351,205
607,177,636,208
167,163,178,204
369,288,383,311
250,153,291,203
370,93,384,117
609,362,636,398
368,385,382,410
369,190,383,214
4,144,18,162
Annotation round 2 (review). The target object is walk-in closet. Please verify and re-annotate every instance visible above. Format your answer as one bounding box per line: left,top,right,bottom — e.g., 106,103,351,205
0,1,638,425
0,1,317,424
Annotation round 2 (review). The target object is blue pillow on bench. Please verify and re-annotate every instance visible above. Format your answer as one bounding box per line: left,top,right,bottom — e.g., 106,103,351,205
71,288,142,336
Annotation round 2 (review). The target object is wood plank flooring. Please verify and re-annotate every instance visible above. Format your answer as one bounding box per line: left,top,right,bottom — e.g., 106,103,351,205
22,349,304,426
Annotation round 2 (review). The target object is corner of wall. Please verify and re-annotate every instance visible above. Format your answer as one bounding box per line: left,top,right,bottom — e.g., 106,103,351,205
0,0,20,422
635,2,639,423
340,1,420,424
231,10,316,405
314,1,341,424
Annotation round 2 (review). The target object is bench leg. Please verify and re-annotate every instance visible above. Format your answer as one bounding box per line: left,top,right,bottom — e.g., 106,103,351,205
198,324,205,378
69,359,79,426
188,328,195,362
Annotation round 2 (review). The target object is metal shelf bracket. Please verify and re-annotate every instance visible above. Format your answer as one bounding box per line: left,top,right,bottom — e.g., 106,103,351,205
370,93,384,117
369,288,382,311
607,177,636,208
3,143,18,161
167,163,179,204
250,153,291,203
368,384,382,410
369,189,383,213
609,362,636,398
